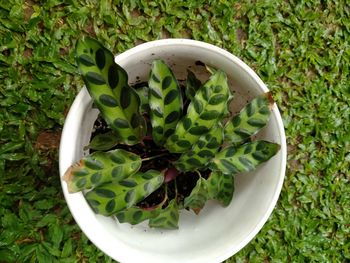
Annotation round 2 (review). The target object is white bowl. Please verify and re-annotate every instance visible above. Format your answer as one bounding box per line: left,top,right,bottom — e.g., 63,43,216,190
59,39,286,263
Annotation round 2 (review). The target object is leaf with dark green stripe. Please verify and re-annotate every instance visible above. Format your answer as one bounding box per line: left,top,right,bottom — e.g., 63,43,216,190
135,86,149,113
85,170,164,216
165,111,180,124
210,141,280,175
206,171,235,207
148,60,182,145
63,149,141,193
166,70,231,153
149,199,179,229
76,37,145,145
116,206,161,225
78,54,95,66
175,123,223,172
120,86,131,109
224,92,274,145
185,69,202,101
184,177,208,213
86,72,106,85
209,94,226,105
188,126,209,135
114,118,129,129
200,110,221,120
95,48,106,69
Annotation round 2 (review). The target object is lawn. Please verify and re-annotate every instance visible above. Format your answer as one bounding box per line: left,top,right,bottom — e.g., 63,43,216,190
0,0,349,262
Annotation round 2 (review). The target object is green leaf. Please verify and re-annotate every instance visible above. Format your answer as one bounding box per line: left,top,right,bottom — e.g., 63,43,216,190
184,177,208,213
63,149,141,193
210,141,280,175
0,141,24,155
185,69,202,101
0,249,16,262
85,131,119,151
149,199,179,229
115,206,161,225
61,239,73,258
175,122,223,172
135,86,150,114
49,224,63,248
166,70,232,153
224,92,274,145
206,171,235,207
85,170,164,216
148,59,182,145
76,37,145,145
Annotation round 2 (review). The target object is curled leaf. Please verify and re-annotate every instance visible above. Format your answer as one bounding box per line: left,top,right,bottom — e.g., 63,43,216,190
206,171,235,207
135,86,150,114
85,131,119,151
149,199,179,229
185,69,202,101
184,177,208,214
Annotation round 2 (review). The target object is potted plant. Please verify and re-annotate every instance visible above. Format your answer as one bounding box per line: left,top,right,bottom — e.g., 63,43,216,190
59,38,286,263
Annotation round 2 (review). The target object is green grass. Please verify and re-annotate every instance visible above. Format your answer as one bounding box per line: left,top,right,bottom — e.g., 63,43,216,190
1,0,349,262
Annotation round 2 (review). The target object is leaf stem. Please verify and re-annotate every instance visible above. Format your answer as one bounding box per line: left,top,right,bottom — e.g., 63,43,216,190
141,153,168,162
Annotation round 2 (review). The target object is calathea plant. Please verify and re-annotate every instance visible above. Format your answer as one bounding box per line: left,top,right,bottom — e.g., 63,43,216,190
63,37,280,229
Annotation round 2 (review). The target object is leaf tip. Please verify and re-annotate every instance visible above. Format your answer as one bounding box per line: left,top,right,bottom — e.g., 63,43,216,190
265,91,275,109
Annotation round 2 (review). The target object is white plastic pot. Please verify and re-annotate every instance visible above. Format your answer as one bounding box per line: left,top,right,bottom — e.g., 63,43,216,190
59,39,287,263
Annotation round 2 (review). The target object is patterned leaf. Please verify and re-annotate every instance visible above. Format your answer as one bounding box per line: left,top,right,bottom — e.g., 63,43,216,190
135,86,150,114
85,170,164,216
148,60,182,145
85,131,119,151
224,92,274,145
115,206,161,225
76,37,145,145
206,171,235,207
185,69,202,101
175,122,223,172
63,149,141,193
149,199,179,229
166,70,232,153
209,140,280,175
184,177,208,213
